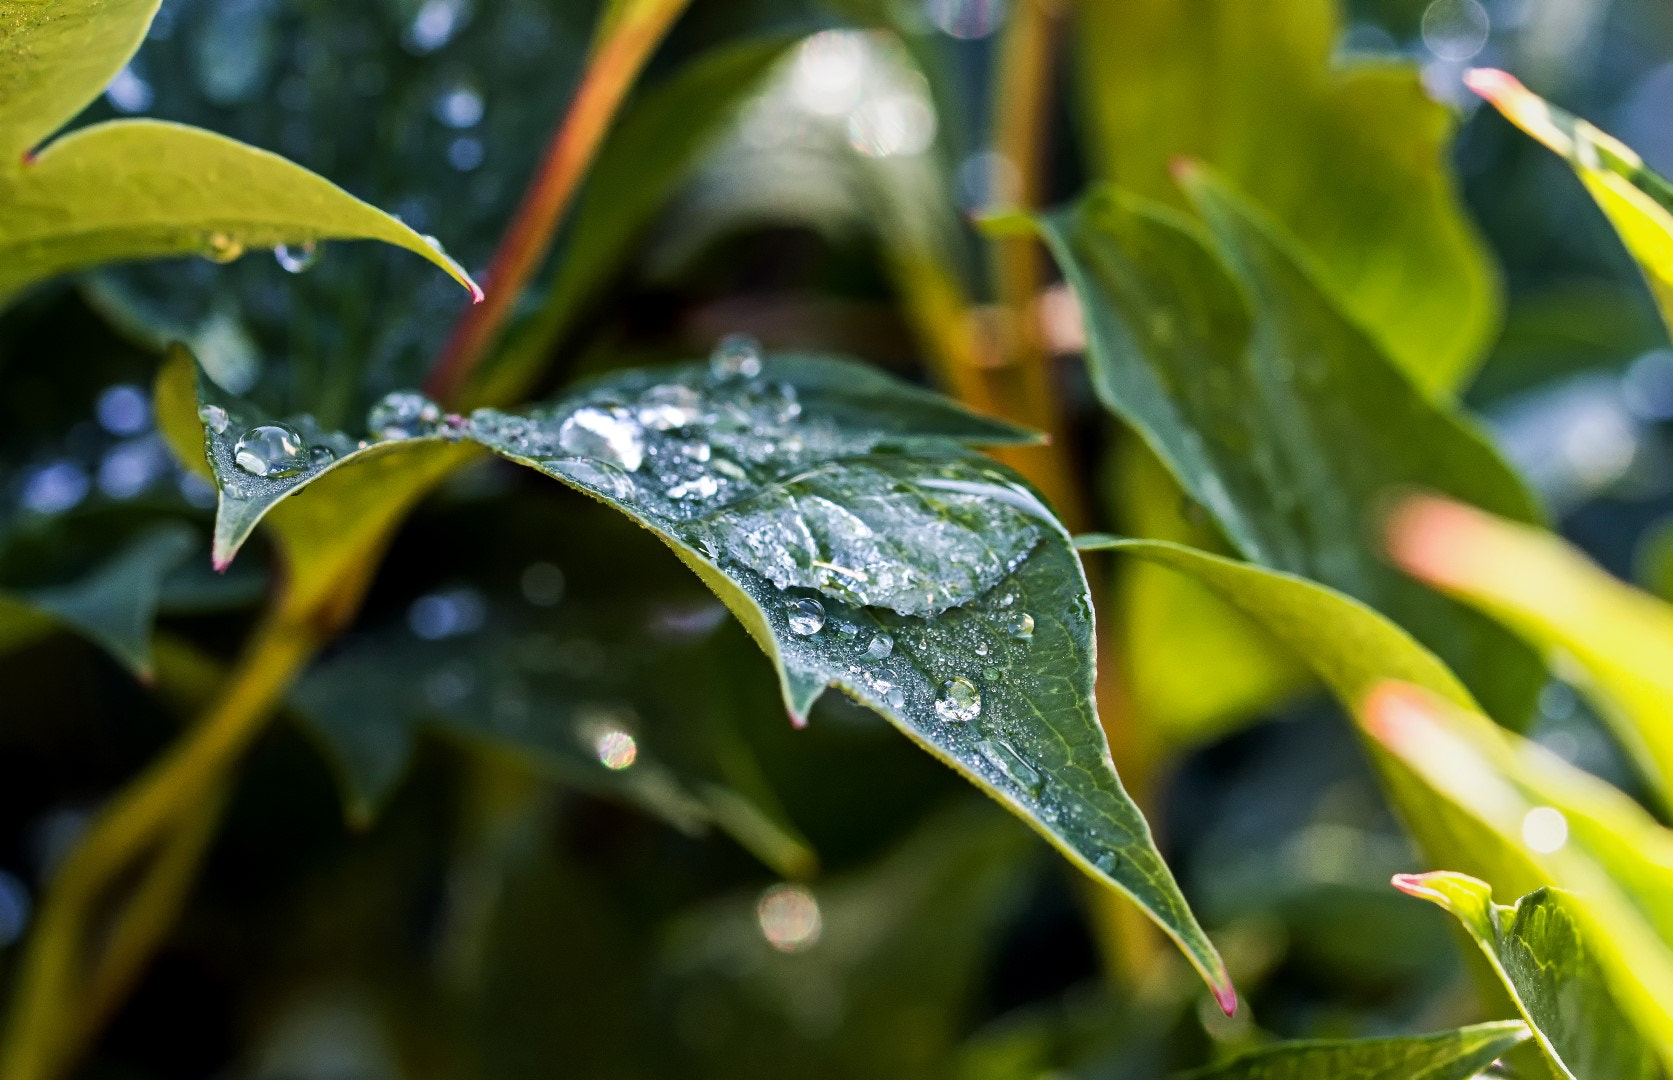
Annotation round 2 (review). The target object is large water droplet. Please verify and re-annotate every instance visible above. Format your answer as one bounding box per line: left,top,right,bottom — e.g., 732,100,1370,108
864,631,893,659
666,475,720,501
274,241,319,273
934,677,982,722
787,597,825,636
308,445,336,468
233,423,307,478
976,738,1042,793
1004,611,1034,641
558,406,645,471
709,334,763,381
636,383,702,431
367,391,442,439
197,404,230,434
205,232,245,264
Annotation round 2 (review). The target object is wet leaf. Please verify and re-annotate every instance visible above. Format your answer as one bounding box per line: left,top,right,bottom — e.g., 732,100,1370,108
1075,0,1497,393
0,522,195,676
1394,873,1656,1080
1038,175,1545,723
0,0,478,302
1181,1021,1530,1080
1388,494,1673,811
1469,69,1673,337
191,348,1233,1007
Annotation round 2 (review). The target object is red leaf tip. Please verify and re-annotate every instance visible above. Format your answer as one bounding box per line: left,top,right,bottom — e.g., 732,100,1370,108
1169,156,1201,183
1212,982,1239,1017
468,281,486,305
1463,68,1523,107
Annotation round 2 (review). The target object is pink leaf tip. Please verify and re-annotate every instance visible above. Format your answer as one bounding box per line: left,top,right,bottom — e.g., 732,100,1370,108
1463,68,1523,107
1169,156,1201,183
1212,982,1239,1017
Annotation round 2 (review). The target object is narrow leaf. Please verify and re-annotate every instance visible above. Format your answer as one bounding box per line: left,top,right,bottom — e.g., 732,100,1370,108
1468,68,1673,337
1393,872,1656,1080
1388,494,1673,810
0,0,479,300
1181,1021,1530,1080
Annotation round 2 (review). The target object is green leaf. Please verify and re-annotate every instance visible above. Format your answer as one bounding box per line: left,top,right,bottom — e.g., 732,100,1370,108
1077,537,1673,1068
291,597,817,879
1393,873,1656,1080
1180,1021,1530,1080
1388,494,1673,811
1469,68,1673,338
0,0,478,301
193,349,1233,1008
1075,0,1497,393
1038,176,1545,722
0,522,195,676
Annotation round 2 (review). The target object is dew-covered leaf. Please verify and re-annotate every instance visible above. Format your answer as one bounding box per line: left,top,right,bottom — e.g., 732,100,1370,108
0,522,194,676
189,346,1232,1007
1393,873,1656,1080
1181,1021,1531,1080
1469,69,1673,338
1388,494,1673,812
1075,0,1497,394
0,0,478,302
291,597,817,878
1038,175,1545,723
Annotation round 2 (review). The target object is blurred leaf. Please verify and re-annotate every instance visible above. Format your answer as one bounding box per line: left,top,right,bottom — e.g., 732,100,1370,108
0,522,194,675
291,599,817,878
1075,0,1497,393
1366,684,1673,1074
1388,495,1673,811
1039,176,1544,723
1470,69,1673,338
657,800,1033,1079
192,350,1233,1006
475,34,798,406
0,0,478,303
1181,1021,1531,1080
1393,873,1655,1080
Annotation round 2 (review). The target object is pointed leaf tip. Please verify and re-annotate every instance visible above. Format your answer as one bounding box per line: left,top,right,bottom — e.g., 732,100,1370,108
1213,982,1239,1017
1463,67,1523,106
1390,871,1444,902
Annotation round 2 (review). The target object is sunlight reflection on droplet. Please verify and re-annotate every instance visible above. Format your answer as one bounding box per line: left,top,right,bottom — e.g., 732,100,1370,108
1521,806,1568,854
847,90,935,158
757,883,821,952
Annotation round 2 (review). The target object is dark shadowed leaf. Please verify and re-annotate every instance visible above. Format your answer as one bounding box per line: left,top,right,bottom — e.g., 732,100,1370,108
1037,175,1544,722
1394,873,1656,1080
191,347,1233,1006
1181,1021,1530,1080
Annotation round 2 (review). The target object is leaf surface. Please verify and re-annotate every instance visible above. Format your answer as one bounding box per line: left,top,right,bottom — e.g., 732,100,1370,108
191,350,1233,1007
1075,0,1496,392
1182,1021,1530,1080
0,0,477,300
1394,873,1657,1080
1039,177,1544,720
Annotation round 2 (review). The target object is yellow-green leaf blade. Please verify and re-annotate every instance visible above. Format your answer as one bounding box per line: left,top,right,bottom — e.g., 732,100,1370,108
0,0,155,155
1182,1021,1531,1080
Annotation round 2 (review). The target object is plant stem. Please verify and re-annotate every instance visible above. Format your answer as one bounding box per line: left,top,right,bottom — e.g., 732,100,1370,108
0,614,317,1080
424,0,693,406
984,0,1085,529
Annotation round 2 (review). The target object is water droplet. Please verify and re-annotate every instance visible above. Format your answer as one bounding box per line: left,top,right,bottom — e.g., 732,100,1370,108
934,677,982,722
593,729,638,770
274,241,318,273
636,383,702,430
763,383,801,422
367,391,443,439
864,631,893,659
1094,851,1121,874
1004,611,1034,641
198,404,230,434
976,738,1042,793
666,475,720,500
757,883,821,952
308,445,336,468
205,232,245,264
558,406,645,471
233,423,307,477
787,597,826,635
709,334,763,380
